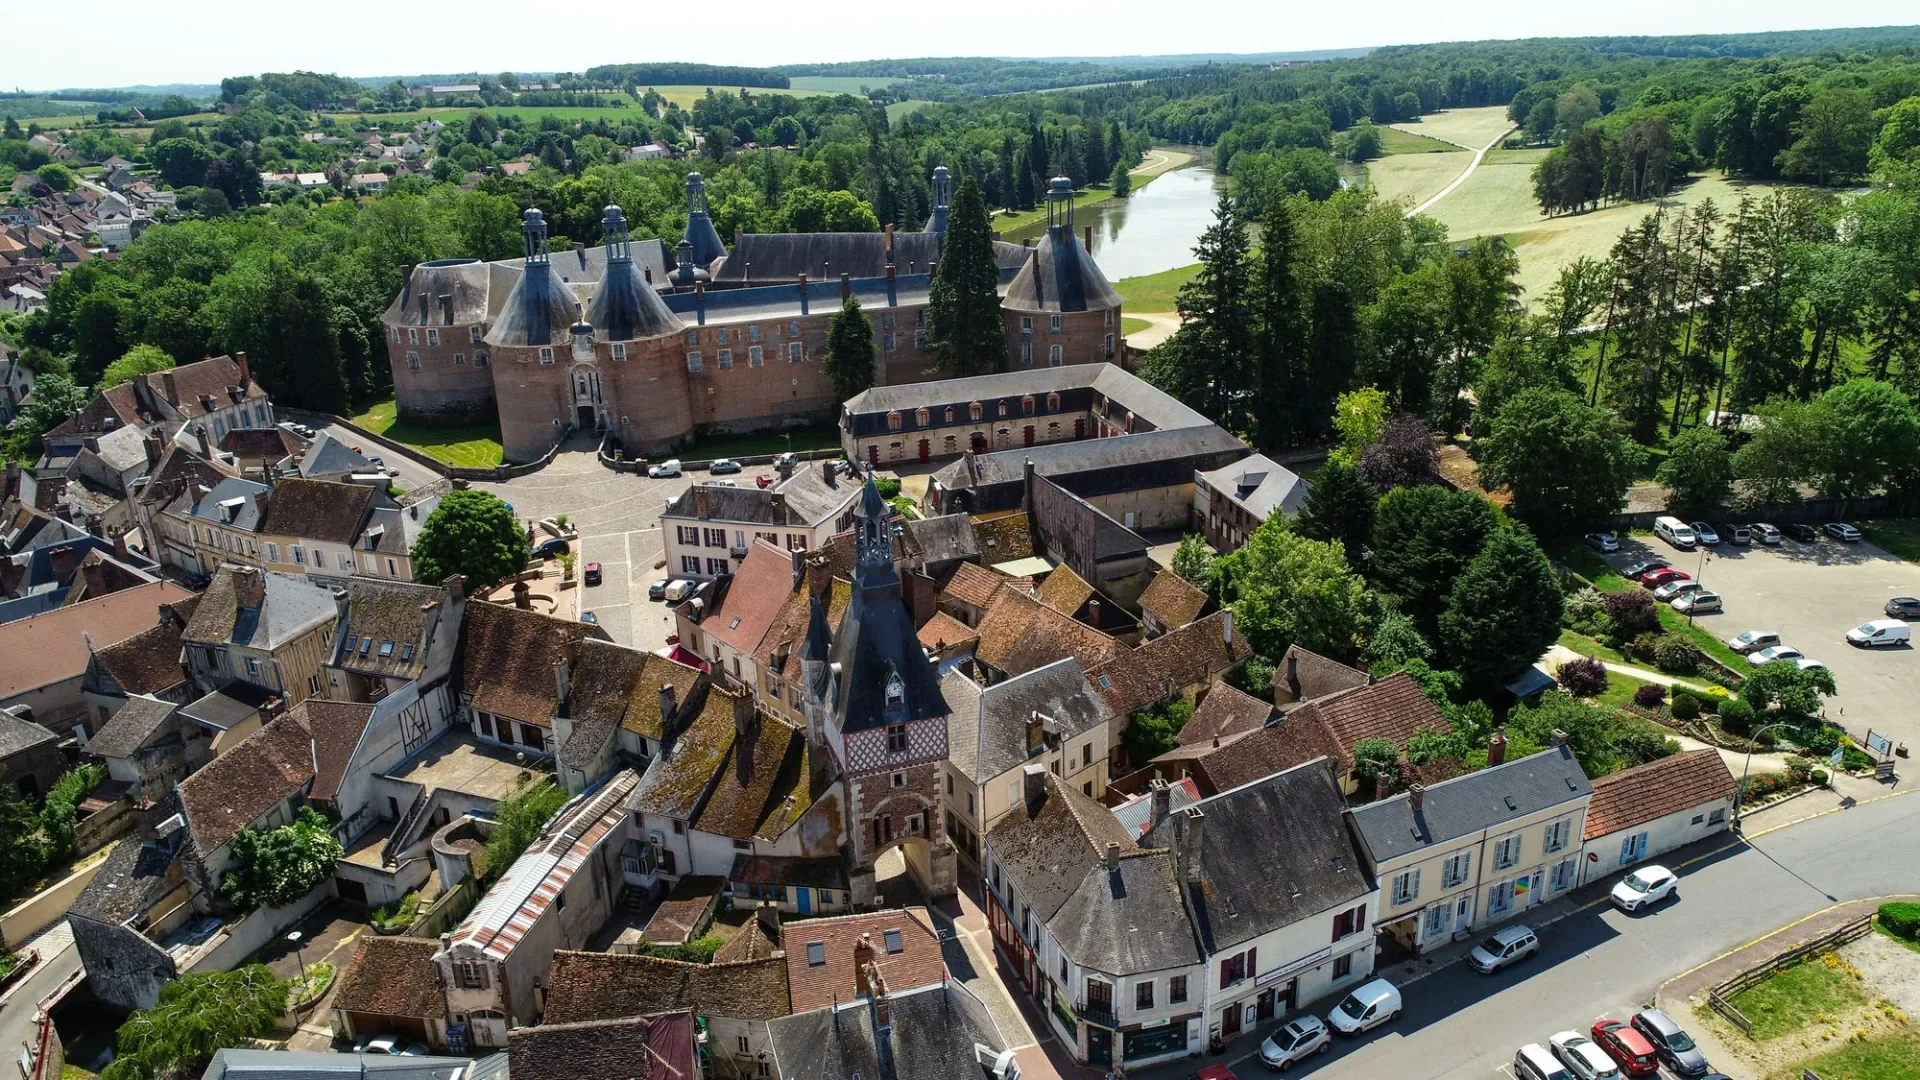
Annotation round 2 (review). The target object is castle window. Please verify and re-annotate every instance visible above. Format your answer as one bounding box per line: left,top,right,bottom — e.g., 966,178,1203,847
1049,344,1063,366
883,334,896,352
406,352,420,370
883,313,895,329
887,412,902,431
748,325,761,343
611,343,626,361
944,407,954,423
1022,396,1035,416
539,347,554,365
997,401,1008,418
390,327,399,343
891,772,906,788
453,353,465,365
788,342,803,363
427,328,440,346
408,328,418,345
687,351,703,372
1105,334,1114,357
968,402,983,421
717,349,733,369
1019,342,1032,365
716,328,730,345
1019,317,1032,336
914,408,929,426
790,321,800,335
1047,392,1060,411
476,352,489,366
471,325,483,342
685,330,699,347
1049,315,1063,332
1105,308,1115,328
749,346,763,367
914,328,926,349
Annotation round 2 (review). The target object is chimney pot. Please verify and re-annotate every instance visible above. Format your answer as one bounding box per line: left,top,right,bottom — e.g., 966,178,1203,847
1149,779,1170,829
1487,726,1508,767
1374,768,1391,801
1409,783,1426,811
233,351,250,384
442,574,465,601
658,683,678,726
1179,807,1206,884
1104,841,1120,871
840,272,851,303
1550,728,1570,748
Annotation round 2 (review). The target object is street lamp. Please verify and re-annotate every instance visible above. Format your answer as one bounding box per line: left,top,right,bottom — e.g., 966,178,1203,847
1731,721,1792,822
286,930,309,1020
1687,547,1712,627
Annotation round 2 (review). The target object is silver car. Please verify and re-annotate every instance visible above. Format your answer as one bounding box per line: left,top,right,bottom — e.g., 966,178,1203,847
1726,630,1780,653
1652,579,1705,602
1671,591,1721,614
1259,1015,1330,1069
1467,924,1539,974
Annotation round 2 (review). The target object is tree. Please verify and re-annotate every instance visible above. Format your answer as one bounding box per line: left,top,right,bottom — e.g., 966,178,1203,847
1295,459,1376,567
1219,517,1373,663
257,260,349,413
1347,123,1382,162
1818,378,1920,511
1873,96,1920,174
1740,661,1837,718
1170,534,1216,589
1356,413,1438,490
1440,525,1564,689
1778,88,1875,186
1657,425,1735,514
0,787,52,903
1365,610,1433,669
822,296,876,401
1555,85,1602,135
1350,737,1400,787
150,137,213,189
1732,397,1832,509
99,344,177,389
219,807,342,909
102,965,289,1080
1,116,19,141
1329,387,1389,466
1368,485,1501,633
483,779,569,880
411,489,528,590
926,175,1004,377
1478,387,1641,534
1109,159,1132,197
1251,198,1308,450
35,163,73,192
3,373,88,462
1122,698,1195,765
1168,195,1257,433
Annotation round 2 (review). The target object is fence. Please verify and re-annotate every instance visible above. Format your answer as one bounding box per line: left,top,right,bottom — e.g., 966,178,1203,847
1705,915,1873,1035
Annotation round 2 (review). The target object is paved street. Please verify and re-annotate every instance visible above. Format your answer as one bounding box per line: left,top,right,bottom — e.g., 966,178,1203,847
0,922,82,1071
1603,533,1920,753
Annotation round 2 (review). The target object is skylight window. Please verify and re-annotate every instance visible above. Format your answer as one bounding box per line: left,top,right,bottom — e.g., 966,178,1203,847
400,643,415,661
729,617,741,630
379,641,394,657
883,929,903,954
359,639,372,655
806,942,825,966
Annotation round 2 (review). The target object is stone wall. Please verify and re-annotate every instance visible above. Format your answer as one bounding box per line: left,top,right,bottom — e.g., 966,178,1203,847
385,323,499,427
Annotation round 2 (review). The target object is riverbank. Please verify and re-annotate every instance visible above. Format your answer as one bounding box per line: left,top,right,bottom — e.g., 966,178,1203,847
987,148,1194,236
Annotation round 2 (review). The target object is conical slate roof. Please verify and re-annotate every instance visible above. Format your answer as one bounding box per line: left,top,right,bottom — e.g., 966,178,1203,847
585,206,684,342
1002,226,1121,313
485,210,576,348
682,172,727,269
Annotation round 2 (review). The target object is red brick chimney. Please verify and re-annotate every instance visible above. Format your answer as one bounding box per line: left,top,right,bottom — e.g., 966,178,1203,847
233,351,250,385
1487,726,1508,767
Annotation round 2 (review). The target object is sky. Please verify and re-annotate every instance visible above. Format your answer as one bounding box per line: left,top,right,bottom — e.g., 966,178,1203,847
9,1,1920,90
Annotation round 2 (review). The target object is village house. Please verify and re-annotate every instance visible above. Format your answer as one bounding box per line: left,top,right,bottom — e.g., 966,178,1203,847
507,1010,697,1080
1193,454,1309,554
0,706,63,799
674,539,805,690
457,601,599,757
83,694,194,798
1136,568,1209,639
1578,748,1738,886
0,578,195,741
539,944,791,1074
174,703,318,895
181,566,337,708
322,575,466,707
661,460,863,583
66,799,196,1011
329,936,451,1051
551,639,707,793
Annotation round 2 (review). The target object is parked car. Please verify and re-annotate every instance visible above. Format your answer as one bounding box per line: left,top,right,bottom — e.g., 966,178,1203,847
1718,523,1751,546
709,458,743,475
1584,532,1620,553
532,537,570,559
1885,597,1920,619
1847,619,1911,648
755,473,777,489
647,578,668,602
1750,522,1782,544
1640,568,1692,589
1653,516,1698,549
1796,657,1828,671
1590,1020,1661,1077
1196,1067,1241,1080
708,479,738,487
1623,559,1671,581
1671,591,1722,615
1550,1031,1623,1080
1610,865,1678,911
583,561,601,586
1467,925,1539,974
1748,645,1805,666
1783,522,1818,542
647,459,683,478
1824,521,1862,542
1726,629,1781,654
662,579,696,602
355,1037,429,1057
1689,522,1720,546
1326,978,1401,1034
1652,579,1705,602
1258,1015,1331,1070
1515,1043,1574,1080
1630,1009,1711,1077
580,611,598,624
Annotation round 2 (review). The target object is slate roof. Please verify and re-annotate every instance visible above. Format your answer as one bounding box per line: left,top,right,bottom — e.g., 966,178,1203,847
1175,681,1272,748
986,772,1139,925
219,426,300,462
828,507,951,736
459,602,590,723
1285,671,1449,768
507,1011,697,1080
1139,569,1208,631
184,567,335,651
306,700,377,802
543,950,792,1024
263,478,375,544
940,561,1005,609
783,907,947,1013
1002,225,1121,313
935,425,1248,492
0,580,194,698
204,1049,474,1080
84,695,178,759
558,640,704,769
765,982,1010,1080
0,710,57,758
731,853,849,892
1348,744,1594,865
485,247,577,349
332,936,444,1019
177,708,316,855
1273,644,1370,704
134,444,234,511
710,230,1028,285
975,587,1123,678
386,258,490,326
1198,454,1309,520
1087,611,1251,718
584,228,683,342
1143,759,1371,953
1054,847,1201,976
297,432,374,479
1584,749,1737,841
87,607,192,697
334,578,443,682
900,513,979,567
943,659,1110,785
67,820,187,925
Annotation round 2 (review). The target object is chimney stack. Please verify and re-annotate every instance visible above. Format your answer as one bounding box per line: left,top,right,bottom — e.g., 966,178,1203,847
694,282,706,325
1178,807,1205,884
512,580,532,610
807,555,831,599
1149,778,1171,830
1409,783,1425,812
840,272,851,303
1374,768,1391,802
1222,608,1233,646
885,263,897,307
234,351,250,384
1488,726,1508,767
853,937,876,996
820,459,834,486
442,573,465,601
254,490,271,522
732,689,761,784
418,293,429,324
757,900,782,948
658,683,678,727
1550,728,1570,748
194,424,211,460
883,223,893,257
1104,841,1120,872
799,272,809,316
1022,762,1046,810
161,370,178,405
694,487,710,519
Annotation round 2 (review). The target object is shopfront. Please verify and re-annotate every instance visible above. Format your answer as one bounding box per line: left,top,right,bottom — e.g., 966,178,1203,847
1122,1017,1195,1062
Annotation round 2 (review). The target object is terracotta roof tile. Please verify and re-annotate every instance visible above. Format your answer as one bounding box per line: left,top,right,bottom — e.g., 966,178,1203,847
1087,611,1252,717
262,477,375,544
0,581,194,699
331,936,443,1019
1035,566,1094,616
1138,569,1208,631
306,701,376,802
1175,680,1272,747
642,875,725,944
1286,670,1448,767
143,354,267,419
560,640,706,769
916,611,978,652
783,907,946,1013
1273,644,1371,704
976,588,1123,678
508,1011,696,1080
941,561,1005,610
177,707,316,855
544,950,791,1023
461,603,590,723
88,611,190,696
1584,749,1737,841
701,541,797,656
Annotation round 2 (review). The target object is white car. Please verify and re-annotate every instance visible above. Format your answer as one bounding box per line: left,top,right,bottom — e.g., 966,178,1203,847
1610,865,1678,911
647,459,683,478
1671,591,1722,614
1652,580,1705,602
1327,978,1401,1034
1796,657,1828,671
1259,1014,1331,1069
1726,630,1780,654
1748,645,1804,666
1550,1030,1623,1080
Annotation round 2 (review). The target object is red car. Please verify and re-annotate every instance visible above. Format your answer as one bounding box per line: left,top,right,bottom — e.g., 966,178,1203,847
1591,1019,1660,1077
1640,567,1692,589
755,474,777,489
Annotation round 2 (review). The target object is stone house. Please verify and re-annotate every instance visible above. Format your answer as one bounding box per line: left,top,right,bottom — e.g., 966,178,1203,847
66,801,195,1010
661,462,862,583
456,601,598,757
551,639,707,794
0,706,63,799
0,579,195,741
1193,453,1308,554
181,566,338,707
1579,748,1737,887
541,945,791,1076
330,936,450,1049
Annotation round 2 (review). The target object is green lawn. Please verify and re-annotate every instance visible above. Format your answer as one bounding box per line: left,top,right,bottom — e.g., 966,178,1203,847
1113,263,1200,313
1390,107,1515,150
787,76,902,93
1547,539,1749,677
1121,317,1152,336
1728,955,1869,1040
988,149,1194,236
1378,125,1466,155
1594,667,1660,711
1862,520,1920,563
1776,1029,1920,1080
679,424,841,462
350,400,503,468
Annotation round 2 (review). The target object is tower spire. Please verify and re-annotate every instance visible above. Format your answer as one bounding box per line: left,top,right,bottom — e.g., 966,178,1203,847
927,165,952,235
601,204,631,263
1045,176,1074,235
522,208,550,265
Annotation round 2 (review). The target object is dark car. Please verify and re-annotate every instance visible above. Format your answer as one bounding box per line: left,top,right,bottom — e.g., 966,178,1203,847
1886,597,1920,619
580,611,598,624
1718,523,1751,545
532,537,570,559
648,579,668,602
583,561,602,586
1623,559,1671,581
1783,522,1818,542
1630,1009,1710,1077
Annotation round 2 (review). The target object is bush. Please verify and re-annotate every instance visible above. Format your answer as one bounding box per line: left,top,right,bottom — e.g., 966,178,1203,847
1555,657,1609,698
1755,727,1777,748
1740,772,1789,802
1718,697,1756,734
1603,590,1659,640
1633,683,1667,708
1629,631,1664,662
1563,587,1606,632
1842,746,1875,773
874,476,902,499
1670,693,1701,721
220,806,342,910
1652,635,1701,674
1810,768,1830,787
1878,902,1920,941
1615,723,1681,765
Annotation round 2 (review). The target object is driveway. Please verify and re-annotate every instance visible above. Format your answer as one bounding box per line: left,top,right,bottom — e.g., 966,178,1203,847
1601,533,1920,754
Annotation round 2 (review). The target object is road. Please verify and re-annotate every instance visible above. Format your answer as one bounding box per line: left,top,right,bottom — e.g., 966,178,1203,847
1408,124,1519,218
0,925,82,1071
1226,790,1920,1080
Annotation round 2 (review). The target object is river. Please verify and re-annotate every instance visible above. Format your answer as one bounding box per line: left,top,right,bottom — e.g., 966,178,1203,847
998,156,1226,281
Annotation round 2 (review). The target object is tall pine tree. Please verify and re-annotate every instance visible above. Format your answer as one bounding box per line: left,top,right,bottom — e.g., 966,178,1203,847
927,175,1005,378
823,296,877,401
1253,200,1308,451
261,257,349,414
1171,195,1256,434
996,135,1018,210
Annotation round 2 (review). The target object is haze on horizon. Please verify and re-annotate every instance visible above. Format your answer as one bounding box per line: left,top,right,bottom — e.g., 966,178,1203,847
9,0,1919,90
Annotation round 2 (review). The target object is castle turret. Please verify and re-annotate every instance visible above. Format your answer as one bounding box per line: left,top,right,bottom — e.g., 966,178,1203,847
484,209,576,349
1000,177,1123,367
681,172,727,269
585,204,683,342
925,166,952,236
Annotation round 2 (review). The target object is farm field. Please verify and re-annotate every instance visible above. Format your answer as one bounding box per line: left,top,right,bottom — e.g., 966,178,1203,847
787,76,901,93
1377,126,1461,155
637,84,830,109
1365,148,1472,207
1390,105,1515,149
886,100,934,122
1112,262,1200,312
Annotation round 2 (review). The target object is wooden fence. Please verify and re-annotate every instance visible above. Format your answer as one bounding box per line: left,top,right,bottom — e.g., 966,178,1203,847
1705,915,1873,1035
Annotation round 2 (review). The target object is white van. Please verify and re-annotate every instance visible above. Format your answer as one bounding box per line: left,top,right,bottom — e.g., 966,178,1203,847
1847,619,1912,648
1514,1042,1574,1080
662,579,696,603
1326,978,1401,1034
1653,517,1698,550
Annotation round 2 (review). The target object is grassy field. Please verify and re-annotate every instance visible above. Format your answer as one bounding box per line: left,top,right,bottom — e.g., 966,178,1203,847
787,76,902,93
1113,263,1201,312
1391,106,1515,150
1121,316,1152,336
639,84,831,110
351,400,504,468
886,100,935,122
1378,126,1465,156
1771,1029,1920,1080
1729,955,1869,1040
987,149,1195,236
1366,149,1473,208
1861,520,1920,564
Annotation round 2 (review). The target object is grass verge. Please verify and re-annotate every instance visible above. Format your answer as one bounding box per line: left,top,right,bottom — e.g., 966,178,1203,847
1547,538,1748,676
679,424,841,462
350,399,504,468
1861,520,1920,564
1873,917,1920,955
1727,953,1868,1041
1779,1028,1920,1080
1121,316,1152,336
1113,263,1200,313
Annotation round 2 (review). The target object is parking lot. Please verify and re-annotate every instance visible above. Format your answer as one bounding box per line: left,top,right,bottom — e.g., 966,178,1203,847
1602,529,1920,754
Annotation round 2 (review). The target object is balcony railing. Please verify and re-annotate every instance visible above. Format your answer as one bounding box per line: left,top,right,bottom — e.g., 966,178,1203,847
1076,1001,1118,1029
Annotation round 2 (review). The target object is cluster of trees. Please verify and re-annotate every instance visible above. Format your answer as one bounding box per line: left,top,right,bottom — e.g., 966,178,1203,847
218,806,343,910
481,779,570,882
0,762,106,906
411,490,529,592
103,965,289,1080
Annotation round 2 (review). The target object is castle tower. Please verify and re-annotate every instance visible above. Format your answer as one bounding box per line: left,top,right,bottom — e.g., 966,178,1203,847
926,166,952,236
484,209,581,460
1000,177,1124,369
681,172,728,269
585,203,690,452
